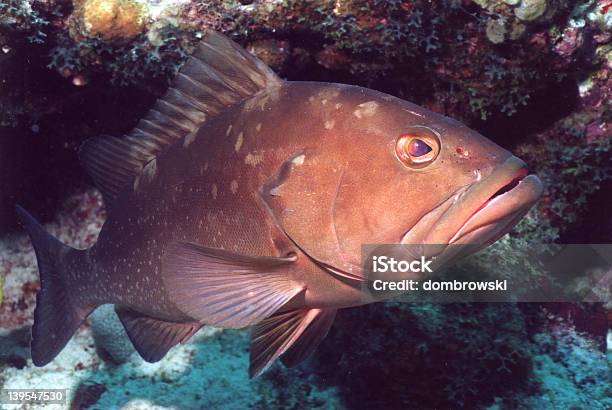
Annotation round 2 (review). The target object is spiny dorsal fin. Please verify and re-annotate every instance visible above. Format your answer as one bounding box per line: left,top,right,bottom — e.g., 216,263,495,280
79,30,282,206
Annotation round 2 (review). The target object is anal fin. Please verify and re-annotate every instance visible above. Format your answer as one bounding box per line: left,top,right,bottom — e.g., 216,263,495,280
249,308,337,378
115,306,200,363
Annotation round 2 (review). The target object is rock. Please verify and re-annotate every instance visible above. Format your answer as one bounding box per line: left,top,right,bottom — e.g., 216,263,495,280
70,383,107,410
508,20,527,40
514,0,547,22
90,304,135,363
486,18,507,44
554,27,584,59
0,326,31,368
247,39,291,73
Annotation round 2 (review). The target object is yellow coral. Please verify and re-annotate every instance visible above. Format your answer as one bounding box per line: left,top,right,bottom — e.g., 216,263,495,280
72,0,148,42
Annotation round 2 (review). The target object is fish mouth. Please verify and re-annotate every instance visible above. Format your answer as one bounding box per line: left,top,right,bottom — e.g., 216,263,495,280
401,156,543,249
448,168,542,245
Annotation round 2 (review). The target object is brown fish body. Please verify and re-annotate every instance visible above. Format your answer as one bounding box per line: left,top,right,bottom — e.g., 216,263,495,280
86,83,371,318
88,80,507,313
17,32,543,376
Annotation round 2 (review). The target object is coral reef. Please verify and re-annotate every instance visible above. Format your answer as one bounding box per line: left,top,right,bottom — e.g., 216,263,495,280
0,0,54,44
524,322,611,408
308,302,610,409
315,303,533,408
1,0,609,120
70,0,148,43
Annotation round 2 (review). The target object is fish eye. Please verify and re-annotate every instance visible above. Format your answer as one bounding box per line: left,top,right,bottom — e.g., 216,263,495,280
407,139,432,157
395,128,440,168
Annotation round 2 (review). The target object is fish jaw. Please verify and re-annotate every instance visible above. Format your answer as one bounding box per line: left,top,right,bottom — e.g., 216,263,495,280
401,155,543,249
448,174,542,245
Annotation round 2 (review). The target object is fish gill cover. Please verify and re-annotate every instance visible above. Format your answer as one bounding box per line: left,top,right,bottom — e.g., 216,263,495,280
0,0,611,409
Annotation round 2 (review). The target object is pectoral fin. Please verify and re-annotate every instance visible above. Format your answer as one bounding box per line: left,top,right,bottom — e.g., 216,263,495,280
249,308,336,378
161,242,304,328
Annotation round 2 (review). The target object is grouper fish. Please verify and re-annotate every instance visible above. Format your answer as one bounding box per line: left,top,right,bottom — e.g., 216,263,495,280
16,31,543,377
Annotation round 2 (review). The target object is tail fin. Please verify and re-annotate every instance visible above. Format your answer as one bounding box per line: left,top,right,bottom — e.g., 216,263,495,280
15,205,93,366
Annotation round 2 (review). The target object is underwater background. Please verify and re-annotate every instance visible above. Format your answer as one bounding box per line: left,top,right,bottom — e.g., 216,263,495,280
0,0,610,409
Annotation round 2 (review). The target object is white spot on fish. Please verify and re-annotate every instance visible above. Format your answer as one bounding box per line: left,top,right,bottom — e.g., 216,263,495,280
226,124,233,137
335,103,342,110
402,108,425,118
292,154,305,165
230,180,239,194
245,152,264,167
183,131,197,147
353,101,379,118
309,96,315,103
235,132,244,152
211,184,218,199
321,99,328,105
256,123,262,132
318,88,340,100
324,119,335,130
474,169,482,181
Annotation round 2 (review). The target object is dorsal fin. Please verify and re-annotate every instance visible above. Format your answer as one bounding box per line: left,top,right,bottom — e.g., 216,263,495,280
79,30,282,206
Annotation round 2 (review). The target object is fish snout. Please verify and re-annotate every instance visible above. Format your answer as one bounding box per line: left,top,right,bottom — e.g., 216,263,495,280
447,155,543,245
401,155,543,250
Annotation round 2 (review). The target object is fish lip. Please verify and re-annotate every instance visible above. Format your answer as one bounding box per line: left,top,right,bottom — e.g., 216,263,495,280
398,155,543,250
448,171,543,245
